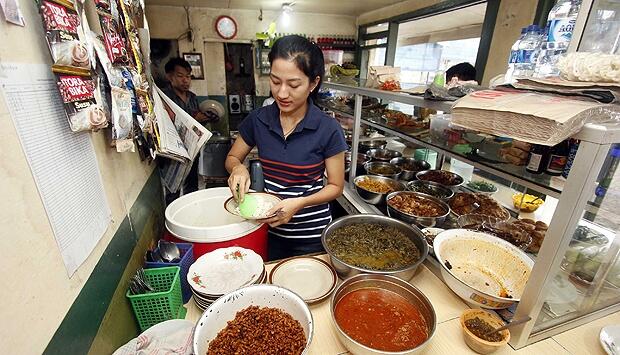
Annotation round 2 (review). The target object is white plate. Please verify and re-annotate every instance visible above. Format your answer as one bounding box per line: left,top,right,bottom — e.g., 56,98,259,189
224,192,281,220
269,257,337,304
188,247,264,295
601,325,620,355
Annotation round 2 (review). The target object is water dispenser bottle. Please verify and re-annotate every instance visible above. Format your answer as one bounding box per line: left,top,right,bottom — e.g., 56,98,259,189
249,160,265,192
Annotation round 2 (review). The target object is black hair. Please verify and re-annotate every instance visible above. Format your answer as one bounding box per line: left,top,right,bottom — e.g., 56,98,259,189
446,62,477,81
165,57,192,74
268,35,324,99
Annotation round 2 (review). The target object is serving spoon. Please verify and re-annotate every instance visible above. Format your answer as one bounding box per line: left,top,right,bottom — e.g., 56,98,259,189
484,317,531,337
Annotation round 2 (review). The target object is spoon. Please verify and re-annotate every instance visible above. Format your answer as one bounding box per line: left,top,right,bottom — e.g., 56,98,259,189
158,240,181,262
484,317,531,337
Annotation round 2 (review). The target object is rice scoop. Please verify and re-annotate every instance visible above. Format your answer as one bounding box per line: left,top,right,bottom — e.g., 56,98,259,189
238,194,259,218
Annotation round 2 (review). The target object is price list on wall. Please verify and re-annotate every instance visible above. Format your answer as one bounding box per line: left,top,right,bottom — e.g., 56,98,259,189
0,63,111,276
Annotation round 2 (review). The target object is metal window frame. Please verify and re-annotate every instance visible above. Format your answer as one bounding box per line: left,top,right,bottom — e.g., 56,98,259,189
356,0,498,83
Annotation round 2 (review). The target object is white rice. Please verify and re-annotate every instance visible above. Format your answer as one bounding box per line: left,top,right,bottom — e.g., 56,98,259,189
235,197,276,218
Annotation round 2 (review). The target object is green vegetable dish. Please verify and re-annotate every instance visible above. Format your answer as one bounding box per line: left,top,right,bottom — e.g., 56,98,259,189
467,181,497,193
326,223,420,270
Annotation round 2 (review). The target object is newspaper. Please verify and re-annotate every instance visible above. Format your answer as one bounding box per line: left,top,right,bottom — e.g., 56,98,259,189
452,89,620,145
511,77,620,103
153,85,212,192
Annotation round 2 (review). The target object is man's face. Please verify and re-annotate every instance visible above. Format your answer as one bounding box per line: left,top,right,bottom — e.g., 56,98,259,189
167,65,192,92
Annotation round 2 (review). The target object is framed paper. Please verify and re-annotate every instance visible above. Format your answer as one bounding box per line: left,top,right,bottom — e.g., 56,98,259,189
182,52,204,80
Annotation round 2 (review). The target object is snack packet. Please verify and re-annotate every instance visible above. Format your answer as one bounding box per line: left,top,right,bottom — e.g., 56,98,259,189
53,65,108,131
39,0,91,69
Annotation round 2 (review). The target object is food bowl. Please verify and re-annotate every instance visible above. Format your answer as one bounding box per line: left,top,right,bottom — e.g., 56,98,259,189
389,157,431,181
364,162,402,180
359,140,387,153
416,170,464,191
367,148,403,162
345,152,370,173
457,214,499,230
353,175,405,205
460,309,510,354
483,220,533,251
386,191,450,228
193,284,313,354
466,180,498,196
321,214,428,281
512,193,544,212
330,274,436,355
433,229,534,309
406,180,454,201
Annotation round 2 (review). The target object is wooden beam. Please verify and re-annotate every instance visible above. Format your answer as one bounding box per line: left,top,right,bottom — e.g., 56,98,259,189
362,0,486,27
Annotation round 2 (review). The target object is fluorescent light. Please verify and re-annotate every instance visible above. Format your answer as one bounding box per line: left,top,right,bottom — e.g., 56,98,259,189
281,3,293,27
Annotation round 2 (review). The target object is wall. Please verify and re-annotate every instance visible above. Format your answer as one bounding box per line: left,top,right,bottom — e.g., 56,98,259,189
0,0,155,353
145,6,358,96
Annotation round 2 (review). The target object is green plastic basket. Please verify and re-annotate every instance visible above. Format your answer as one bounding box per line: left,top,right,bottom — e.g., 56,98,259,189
126,266,186,331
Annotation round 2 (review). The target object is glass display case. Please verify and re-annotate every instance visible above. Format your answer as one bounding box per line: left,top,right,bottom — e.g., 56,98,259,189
320,77,620,348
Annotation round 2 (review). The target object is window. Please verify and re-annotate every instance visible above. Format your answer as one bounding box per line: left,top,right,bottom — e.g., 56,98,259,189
395,38,481,85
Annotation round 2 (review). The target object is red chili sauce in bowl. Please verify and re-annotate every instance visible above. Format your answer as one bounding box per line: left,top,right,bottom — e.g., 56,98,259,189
334,288,429,352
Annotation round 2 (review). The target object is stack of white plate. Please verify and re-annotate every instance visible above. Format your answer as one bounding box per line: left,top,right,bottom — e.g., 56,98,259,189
187,247,266,310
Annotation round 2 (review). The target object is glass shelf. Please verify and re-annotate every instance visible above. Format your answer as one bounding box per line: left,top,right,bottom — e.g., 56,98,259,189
322,79,454,113
360,117,566,198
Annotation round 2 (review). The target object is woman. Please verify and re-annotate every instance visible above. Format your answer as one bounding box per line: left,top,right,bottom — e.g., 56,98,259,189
225,35,348,261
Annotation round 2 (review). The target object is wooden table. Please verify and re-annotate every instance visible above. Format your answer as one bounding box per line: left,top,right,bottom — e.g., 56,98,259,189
185,254,615,354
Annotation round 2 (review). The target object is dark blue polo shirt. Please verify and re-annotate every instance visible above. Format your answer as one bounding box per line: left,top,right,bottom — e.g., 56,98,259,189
238,101,348,239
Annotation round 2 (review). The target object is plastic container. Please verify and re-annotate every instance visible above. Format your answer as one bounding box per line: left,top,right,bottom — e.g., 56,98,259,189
450,159,474,182
145,243,194,303
164,187,269,260
126,266,185,332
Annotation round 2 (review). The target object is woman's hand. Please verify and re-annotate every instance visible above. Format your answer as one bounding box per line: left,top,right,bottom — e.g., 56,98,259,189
258,197,305,227
228,165,251,201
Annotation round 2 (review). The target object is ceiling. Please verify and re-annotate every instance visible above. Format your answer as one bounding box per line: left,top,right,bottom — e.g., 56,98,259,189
143,0,405,16
397,3,486,40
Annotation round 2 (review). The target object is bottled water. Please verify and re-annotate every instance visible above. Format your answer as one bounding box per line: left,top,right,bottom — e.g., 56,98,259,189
505,28,527,83
535,0,582,77
514,25,542,77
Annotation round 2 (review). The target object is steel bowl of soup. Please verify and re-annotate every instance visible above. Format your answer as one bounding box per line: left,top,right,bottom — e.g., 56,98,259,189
330,274,437,354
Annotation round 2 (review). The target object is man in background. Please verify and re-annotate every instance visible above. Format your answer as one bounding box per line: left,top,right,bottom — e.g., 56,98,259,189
163,57,212,123
446,62,477,82
162,57,217,196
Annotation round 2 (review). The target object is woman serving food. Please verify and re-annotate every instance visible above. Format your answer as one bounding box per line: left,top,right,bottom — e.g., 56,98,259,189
225,35,348,261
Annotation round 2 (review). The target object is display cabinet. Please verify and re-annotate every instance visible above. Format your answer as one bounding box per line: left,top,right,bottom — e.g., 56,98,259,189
320,78,620,349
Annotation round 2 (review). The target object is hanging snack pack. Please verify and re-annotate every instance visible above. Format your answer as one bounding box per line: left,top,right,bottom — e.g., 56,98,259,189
118,0,145,74
39,0,91,69
53,65,108,131
99,13,130,66
111,86,133,140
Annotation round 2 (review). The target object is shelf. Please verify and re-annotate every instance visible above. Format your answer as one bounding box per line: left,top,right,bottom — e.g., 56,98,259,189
361,118,565,199
322,79,453,113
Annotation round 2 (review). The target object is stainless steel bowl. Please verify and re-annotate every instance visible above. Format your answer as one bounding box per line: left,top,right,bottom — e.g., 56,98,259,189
330,274,437,355
345,152,370,173
359,140,387,153
389,157,431,181
364,162,402,180
367,148,403,162
386,191,451,228
406,180,455,201
353,175,405,205
416,170,464,191
321,214,428,281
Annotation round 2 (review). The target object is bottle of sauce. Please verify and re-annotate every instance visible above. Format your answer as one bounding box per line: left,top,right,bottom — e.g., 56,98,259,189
526,144,550,174
546,140,569,176
562,139,579,178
